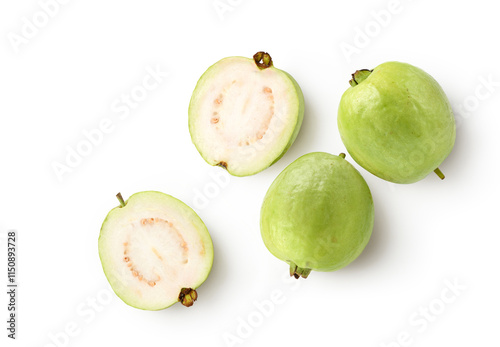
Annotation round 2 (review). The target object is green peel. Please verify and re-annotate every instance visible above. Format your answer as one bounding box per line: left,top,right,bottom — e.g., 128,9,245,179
338,61,456,183
261,152,374,279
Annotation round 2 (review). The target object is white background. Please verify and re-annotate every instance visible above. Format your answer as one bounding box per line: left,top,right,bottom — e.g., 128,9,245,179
1,0,499,346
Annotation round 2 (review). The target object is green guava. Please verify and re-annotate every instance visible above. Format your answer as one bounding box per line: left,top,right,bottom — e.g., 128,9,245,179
337,62,456,184
98,191,214,310
260,152,374,279
189,52,304,176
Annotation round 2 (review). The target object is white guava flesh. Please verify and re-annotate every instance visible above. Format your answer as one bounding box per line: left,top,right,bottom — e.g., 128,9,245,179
98,191,213,310
189,52,304,176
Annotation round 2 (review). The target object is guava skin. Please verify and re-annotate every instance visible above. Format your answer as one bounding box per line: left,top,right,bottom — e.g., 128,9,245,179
338,62,456,184
260,153,374,277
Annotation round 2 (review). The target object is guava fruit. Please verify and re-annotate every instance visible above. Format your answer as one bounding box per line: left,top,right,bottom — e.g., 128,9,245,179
337,61,456,184
189,51,304,176
260,152,374,279
98,191,213,310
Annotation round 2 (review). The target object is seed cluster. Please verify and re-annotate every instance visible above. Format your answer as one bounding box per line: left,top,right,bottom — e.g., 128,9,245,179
237,86,275,147
121,217,177,288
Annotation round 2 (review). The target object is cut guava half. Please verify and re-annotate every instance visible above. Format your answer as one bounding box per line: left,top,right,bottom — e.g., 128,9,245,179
189,52,304,176
98,191,214,310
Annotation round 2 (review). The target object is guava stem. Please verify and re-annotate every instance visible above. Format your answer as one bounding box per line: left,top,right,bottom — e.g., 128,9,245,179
339,153,346,159
349,69,372,87
253,51,274,70
434,168,445,180
178,288,198,307
289,262,312,279
116,192,126,207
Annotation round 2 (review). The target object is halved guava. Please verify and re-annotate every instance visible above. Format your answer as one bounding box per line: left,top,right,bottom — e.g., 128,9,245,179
189,52,304,176
98,191,213,310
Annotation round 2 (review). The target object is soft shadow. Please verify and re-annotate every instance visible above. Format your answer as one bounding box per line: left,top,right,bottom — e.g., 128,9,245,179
159,220,227,315
340,190,390,273
436,108,469,179
279,92,320,163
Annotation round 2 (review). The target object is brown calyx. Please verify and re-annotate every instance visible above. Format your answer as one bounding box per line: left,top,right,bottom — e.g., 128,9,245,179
253,51,274,70
178,288,198,307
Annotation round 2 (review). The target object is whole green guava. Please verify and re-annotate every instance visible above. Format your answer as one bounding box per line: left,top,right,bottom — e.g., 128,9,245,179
260,152,374,279
337,62,456,184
